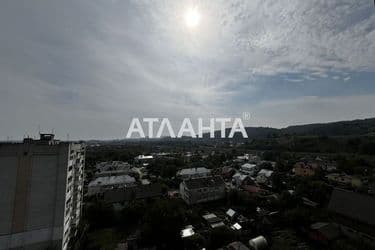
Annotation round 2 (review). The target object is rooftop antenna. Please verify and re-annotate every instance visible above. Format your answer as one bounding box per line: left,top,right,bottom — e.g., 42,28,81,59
67,133,70,142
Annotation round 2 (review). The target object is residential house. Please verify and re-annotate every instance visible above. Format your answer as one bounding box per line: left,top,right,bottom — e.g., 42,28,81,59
326,173,362,189
134,155,153,166
256,169,274,185
180,176,226,205
102,183,163,203
240,163,257,176
232,172,252,187
202,213,225,228
293,162,318,177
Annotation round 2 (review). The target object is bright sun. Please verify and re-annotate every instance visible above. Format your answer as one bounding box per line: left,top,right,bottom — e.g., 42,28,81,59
184,7,200,28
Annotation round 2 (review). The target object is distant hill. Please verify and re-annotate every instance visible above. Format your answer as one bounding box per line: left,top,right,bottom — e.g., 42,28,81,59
280,118,375,136
217,118,375,139
211,127,278,139
84,117,375,143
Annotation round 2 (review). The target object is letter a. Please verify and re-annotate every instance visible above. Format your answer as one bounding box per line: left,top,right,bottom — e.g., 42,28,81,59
228,118,248,138
126,118,145,138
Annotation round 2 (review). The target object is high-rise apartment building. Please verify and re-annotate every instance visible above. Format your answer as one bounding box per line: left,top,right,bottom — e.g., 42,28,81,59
0,134,85,250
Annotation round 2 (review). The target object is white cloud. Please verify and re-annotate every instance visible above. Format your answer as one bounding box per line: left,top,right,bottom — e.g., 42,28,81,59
0,0,374,139
285,78,304,83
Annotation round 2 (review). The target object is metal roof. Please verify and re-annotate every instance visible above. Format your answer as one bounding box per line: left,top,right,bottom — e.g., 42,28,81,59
258,169,274,177
231,223,242,230
181,225,195,238
241,163,257,169
183,176,225,189
226,208,236,217
177,167,210,176
88,175,136,187
328,188,375,226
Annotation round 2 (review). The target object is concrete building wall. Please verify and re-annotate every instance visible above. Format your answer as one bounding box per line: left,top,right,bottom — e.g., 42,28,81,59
27,155,60,230
180,182,226,205
188,187,226,204
0,138,84,250
0,156,18,235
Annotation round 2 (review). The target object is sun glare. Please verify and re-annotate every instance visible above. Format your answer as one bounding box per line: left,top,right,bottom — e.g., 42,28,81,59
184,7,200,28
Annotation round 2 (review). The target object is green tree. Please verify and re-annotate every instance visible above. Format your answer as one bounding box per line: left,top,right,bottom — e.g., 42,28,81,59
140,199,185,249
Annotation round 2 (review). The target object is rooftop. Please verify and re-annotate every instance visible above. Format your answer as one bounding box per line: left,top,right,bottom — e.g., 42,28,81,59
226,208,236,218
136,155,153,160
258,169,274,177
241,163,257,169
231,223,242,230
103,183,163,202
181,225,195,238
183,176,225,189
88,175,136,187
177,167,211,176
328,188,375,226
202,213,223,225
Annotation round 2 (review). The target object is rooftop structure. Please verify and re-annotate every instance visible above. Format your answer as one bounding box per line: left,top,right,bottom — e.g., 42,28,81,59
256,169,274,185
183,176,225,190
249,236,268,250
102,183,163,203
231,223,242,230
240,163,257,175
95,169,135,178
202,213,225,228
87,175,136,196
257,169,274,178
88,175,135,187
95,161,131,172
176,167,211,180
181,225,195,238
226,208,236,218
135,155,153,160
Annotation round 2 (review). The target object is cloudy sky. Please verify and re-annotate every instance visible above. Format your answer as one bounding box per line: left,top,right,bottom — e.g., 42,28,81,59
1,0,374,140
